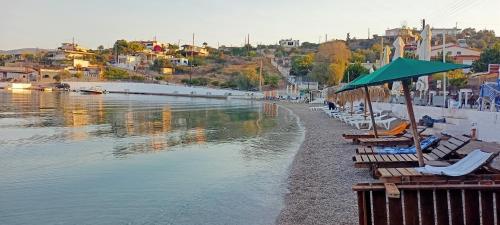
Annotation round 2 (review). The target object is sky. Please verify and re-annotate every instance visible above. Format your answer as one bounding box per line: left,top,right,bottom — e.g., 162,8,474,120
1,0,499,50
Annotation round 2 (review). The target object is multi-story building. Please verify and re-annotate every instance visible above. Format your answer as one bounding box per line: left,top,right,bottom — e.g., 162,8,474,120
181,45,209,57
279,39,300,48
0,66,38,82
431,43,481,72
431,28,462,37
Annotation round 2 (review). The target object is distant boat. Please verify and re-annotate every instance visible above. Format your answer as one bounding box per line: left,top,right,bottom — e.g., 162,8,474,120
80,86,108,94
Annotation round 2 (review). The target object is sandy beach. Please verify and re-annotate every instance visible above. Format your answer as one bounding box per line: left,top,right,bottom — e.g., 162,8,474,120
276,102,500,225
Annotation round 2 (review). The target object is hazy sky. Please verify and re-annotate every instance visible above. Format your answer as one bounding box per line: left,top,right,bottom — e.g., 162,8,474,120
1,0,499,50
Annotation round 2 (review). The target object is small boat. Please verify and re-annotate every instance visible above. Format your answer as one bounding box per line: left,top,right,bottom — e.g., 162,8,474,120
80,86,108,94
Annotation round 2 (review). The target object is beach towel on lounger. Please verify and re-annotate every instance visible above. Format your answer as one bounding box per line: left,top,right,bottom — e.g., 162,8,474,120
415,149,493,176
374,135,440,154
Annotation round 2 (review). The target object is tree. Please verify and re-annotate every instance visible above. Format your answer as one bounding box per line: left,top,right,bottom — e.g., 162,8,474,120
351,50,366,63
308,62,330,85
150,58,173,73
264,74,280,88
313,40,351,85
472,44,500,72
290,53,314,76
128,42,145,53
343,63,369,82
114,40,129,55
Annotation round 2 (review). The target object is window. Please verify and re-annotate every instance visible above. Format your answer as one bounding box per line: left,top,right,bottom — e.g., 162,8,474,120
456,51,462,55
43,75,50,78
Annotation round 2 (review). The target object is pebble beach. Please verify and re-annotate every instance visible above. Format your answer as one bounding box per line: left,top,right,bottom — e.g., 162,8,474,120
276,103,374,225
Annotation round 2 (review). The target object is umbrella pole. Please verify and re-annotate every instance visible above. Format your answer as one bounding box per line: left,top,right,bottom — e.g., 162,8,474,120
402,81,424,166
364,86,378,138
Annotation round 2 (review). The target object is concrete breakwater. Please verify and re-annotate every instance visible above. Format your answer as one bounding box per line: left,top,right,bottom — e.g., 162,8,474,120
66,82,264,100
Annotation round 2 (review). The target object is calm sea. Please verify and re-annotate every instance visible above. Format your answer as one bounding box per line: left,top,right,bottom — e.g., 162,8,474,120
0,90,303,225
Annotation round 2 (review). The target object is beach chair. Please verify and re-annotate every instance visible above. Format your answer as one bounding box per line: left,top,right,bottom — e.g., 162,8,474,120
373,117,398,130
353,178,500,225
349,115,389,129
356,135,440,154
357,127,427,147
353,134,471,176
342,122,410,143
377,148,500,183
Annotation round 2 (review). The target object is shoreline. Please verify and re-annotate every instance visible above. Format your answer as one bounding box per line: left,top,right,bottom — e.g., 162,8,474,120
275,102,374,225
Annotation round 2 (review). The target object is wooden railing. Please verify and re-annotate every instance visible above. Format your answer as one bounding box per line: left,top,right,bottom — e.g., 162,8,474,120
353,180,500,225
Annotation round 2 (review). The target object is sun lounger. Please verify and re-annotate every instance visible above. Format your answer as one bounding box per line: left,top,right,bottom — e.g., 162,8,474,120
353,134,471,175
349,115,388,129
374,117,398,130
377,148,500,183
357,128,426,147
342,122,410,143
357,135,440,154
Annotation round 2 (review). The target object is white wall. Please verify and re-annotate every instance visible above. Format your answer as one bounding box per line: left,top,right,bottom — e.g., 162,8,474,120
373,102,500,144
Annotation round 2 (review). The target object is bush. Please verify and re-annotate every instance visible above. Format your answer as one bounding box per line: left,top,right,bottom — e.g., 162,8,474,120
130,75,145,81
211,80,220,86
104,67,129,80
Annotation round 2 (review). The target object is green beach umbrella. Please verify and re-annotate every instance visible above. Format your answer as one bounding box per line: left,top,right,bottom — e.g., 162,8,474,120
340,58,470,166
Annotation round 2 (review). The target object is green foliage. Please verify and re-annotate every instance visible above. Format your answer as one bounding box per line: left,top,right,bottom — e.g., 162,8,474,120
264,74,280,88
301,42,319,49
113,40,146,55
343,63,369,82
73,72,84,79
150,58,173,73
457,28,497,49
210,80,220,86
189,56,206,66
291,53,314,76
235,72,258,90
472,44,500,72
130,75,145,81
103,67,129,80
181,77,209,86
308,62,330,85
449,77,468,88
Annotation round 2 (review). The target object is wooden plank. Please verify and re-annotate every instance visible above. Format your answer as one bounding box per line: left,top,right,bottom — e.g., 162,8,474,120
404,190,419,225
423,154,436,161
404,168,421,176
394,154,405,162
448,137,464,147
374,155,385,162
437,145,453,155
464,189,480,225
388,155,398,162
362,155,371,162
387,168,401,177
442,141,458,151
372,190,388,225
400,154,413,162
453,135,470,143
435,190,450,225
432,148,448,158
357,191,371,225
367,155,376,162
388,197,404,225
481,191,494,225
449,189,465,225
407,154,418,161
381,155,391,162
398,168,412,176
420,190,435,225
385,183,401,198
378,168,393,178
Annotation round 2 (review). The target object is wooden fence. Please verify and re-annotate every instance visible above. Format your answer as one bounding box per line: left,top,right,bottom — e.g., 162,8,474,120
354,180,500,225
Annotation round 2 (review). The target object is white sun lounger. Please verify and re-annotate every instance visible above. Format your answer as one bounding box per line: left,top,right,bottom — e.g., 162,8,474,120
415,149,496,176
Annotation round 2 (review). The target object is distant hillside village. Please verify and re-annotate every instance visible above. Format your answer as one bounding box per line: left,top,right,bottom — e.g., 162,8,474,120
1,24,500,93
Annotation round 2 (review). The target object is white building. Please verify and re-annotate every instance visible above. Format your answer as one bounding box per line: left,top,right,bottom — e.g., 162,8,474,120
431,28,462,37
0,66,38,81
115,55,140,70
279,39,300,48
169,58,189,66
430,43,481,58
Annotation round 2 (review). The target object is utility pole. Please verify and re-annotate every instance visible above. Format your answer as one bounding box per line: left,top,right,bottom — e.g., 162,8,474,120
442,33,447,108
259,59,263,92
325,34,328,42
190,33,194,85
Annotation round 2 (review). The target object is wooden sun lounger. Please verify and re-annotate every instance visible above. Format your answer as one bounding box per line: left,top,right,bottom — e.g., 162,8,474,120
353,178,500,225
357,128,426,147
378,147,500,183
342,122,410,144
352,135,471,176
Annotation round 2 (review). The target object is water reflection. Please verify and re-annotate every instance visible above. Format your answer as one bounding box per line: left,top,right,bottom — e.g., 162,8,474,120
0,90,278,157
0,90,303,225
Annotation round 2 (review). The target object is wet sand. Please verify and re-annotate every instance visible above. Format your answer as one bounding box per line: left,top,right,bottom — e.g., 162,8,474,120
276,103,500,225
276,103,374,225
